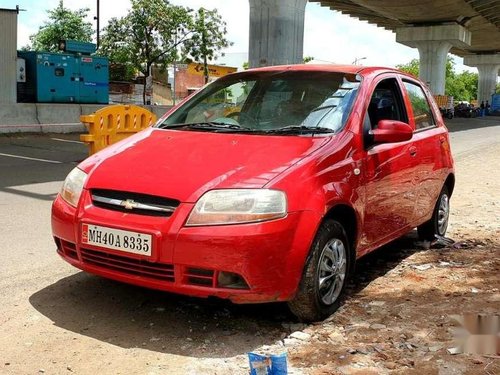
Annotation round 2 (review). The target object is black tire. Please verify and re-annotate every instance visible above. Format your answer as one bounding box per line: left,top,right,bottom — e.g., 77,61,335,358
288,220,352,322
417,185,450,241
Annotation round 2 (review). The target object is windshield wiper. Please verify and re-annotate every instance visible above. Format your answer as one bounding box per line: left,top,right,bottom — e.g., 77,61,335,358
158,122,255,132
264,125,335,134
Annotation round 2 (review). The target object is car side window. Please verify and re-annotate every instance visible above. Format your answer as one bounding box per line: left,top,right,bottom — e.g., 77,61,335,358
403,81,435,130
363,78,406,146
366,78,406,130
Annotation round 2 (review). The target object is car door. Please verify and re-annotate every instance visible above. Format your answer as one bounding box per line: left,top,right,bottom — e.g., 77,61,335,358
401,78,449,222
359,75,417,251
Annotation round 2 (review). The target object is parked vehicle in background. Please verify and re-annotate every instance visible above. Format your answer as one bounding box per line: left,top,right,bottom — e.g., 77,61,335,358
455,102,480,118
439,106,454,119
52,64,455,321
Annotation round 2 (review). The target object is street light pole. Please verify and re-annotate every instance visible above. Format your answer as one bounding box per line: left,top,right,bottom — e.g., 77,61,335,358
352,56,367,65
173,30,178,106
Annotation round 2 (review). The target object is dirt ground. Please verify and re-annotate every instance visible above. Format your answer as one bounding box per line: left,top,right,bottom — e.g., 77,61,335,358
0,123,499,375
202,142,496,375
283,144,500,374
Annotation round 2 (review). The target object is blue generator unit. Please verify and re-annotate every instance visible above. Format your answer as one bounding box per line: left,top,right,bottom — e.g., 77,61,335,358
18,42,109,104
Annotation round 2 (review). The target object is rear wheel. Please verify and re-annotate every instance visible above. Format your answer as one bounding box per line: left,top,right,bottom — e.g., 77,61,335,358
288,220,351,322
418,186,450,240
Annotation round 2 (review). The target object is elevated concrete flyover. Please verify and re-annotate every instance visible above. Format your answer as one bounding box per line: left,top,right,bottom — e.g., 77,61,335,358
311,0,500,56
312,0,500,99
249,0,500,100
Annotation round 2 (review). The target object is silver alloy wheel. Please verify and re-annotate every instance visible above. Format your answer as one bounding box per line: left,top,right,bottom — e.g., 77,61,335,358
437,193,450,235
318,238,347,305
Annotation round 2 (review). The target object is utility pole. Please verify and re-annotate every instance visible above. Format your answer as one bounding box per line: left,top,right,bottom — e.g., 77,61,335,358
94,0,100,49
173,30,177,106
200,9,209,84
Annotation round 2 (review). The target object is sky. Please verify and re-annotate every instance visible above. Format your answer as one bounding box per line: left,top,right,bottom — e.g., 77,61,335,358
0,0,474,72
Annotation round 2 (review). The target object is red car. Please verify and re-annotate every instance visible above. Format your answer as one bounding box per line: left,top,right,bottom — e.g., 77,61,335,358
52,65,454,321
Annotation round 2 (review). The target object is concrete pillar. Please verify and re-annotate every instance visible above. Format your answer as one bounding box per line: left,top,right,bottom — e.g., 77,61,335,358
396,25,471,95
249,0,307,68
463,54,500,104
415,41,452,95
0,9,18,104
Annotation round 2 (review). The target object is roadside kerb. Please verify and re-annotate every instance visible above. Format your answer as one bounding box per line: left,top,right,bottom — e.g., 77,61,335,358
0,103,172,133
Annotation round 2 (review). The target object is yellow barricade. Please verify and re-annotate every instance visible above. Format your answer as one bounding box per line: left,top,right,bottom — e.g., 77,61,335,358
80,105,157,155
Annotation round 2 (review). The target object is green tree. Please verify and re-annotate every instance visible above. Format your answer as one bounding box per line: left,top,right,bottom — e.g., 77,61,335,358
396,58,419,77
182,8,232,83
29,1,93,52
99,0,192,103
397,57,455,79
397,56,478,101
447,70,478,101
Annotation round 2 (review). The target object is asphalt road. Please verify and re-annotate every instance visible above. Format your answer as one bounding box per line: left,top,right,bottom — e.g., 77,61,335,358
0,117,499,374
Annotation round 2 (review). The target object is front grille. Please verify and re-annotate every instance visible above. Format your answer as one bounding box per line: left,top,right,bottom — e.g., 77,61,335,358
56,238,78,260
91,189,179,217
81,247,175,282
184,267,215,287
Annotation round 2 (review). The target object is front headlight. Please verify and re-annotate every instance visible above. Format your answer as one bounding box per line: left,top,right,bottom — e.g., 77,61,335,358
186,189,287,226
60,167,87,207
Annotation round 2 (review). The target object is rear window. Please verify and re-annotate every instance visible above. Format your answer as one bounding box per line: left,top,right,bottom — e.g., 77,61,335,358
403,81,435,130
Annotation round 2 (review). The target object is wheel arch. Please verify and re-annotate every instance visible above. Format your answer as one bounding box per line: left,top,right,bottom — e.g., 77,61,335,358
445,173,455,197
323,203,358,275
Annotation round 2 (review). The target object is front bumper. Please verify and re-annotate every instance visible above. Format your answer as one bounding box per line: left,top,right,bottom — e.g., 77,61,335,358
51,191,320,303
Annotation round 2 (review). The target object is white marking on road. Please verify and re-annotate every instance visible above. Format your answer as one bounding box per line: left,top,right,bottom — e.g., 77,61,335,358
0,152,62,164
51,137,84,144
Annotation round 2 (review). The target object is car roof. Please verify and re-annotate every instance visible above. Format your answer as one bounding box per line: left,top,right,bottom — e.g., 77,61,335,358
244,64,404,77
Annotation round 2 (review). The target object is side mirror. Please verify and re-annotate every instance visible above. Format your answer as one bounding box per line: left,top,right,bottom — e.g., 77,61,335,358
371,120,413,144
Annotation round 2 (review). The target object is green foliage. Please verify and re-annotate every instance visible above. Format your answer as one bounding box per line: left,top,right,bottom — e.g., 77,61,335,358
109,64,136,82
397,56,478,101
444,58,477,101
182,8,232,83
242,61,249,70
396,59,419,77
29,0,93,52
99,1,231,102
397,57,455,80
100,0,191,73
99,0,192,103
446,70,478,102
303,56,315,63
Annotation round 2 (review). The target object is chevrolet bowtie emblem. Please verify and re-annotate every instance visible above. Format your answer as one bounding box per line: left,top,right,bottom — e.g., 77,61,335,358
121,199,138,210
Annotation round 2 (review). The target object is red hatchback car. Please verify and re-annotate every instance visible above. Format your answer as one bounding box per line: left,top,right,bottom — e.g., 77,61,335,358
52,65,454,321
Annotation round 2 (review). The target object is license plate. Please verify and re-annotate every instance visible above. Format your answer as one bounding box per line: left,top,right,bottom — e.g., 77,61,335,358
81,224,152,256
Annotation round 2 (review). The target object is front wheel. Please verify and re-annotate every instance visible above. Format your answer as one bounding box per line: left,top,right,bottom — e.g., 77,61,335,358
417,186,450,240
288,220,351,322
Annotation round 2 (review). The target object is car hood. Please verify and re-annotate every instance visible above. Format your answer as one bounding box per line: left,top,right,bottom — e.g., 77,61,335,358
81,128,331,202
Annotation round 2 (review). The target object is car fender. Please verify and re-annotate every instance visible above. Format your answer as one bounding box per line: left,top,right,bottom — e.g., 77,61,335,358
280,179,362,298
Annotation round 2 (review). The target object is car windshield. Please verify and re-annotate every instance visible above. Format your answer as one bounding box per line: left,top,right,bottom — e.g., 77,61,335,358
158,70,361,135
